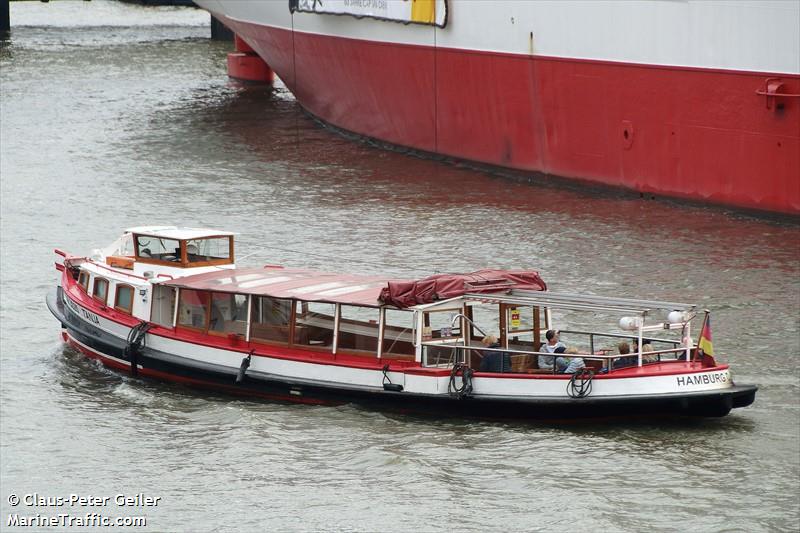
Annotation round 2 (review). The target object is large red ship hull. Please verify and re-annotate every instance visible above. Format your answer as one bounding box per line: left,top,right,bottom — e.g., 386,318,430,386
215,16,800,215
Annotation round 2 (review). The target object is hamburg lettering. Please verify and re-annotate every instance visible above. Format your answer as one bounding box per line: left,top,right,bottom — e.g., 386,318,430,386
676,373,728,387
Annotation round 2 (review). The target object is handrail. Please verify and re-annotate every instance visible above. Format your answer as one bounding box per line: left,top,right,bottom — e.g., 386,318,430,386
450,313,486,336
433,343,686,360
484,345,681,362
421,342,689,372
755,90,800,97
556,328,682,346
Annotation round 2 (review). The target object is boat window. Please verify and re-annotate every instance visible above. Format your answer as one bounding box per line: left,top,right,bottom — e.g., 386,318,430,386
467,302,501,340
208,292,248,335
186,237,231,263
177,289,210,330
294,301,334,349
250,296,292,345
78,270,90,292
422,307,462,341
115,284,134,314
421,307,464,367
92,277,109,304
337,305,379,353
382,309,415,357
151,286,176,327
135,235,181,262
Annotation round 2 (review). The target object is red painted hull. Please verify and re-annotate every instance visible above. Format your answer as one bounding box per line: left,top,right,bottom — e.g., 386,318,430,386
216,18,800,216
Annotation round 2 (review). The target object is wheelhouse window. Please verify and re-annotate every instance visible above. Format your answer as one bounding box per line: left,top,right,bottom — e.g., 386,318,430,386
151,286,176,327
115,284,134,314
337,305,379,353
208,292,248,335
186,237,232,264
294,301,334,349
250,296,292,345
177,289,210,330
92,277,109,304
135,235,181,263
78,271,90,292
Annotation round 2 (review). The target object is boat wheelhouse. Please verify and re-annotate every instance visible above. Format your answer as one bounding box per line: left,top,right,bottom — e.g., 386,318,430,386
47,228,757,419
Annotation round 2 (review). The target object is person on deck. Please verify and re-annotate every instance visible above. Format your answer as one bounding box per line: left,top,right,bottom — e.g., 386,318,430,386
613,341,638,368
558,346,586,374
480,335,511,373
538,330,565,371
641,343,658,363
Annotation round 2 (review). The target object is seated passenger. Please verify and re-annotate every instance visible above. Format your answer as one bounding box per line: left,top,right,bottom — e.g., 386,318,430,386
479,335,511,373
641,343,658,363
538,329,565,370
613,341,638,368
556,346,586,374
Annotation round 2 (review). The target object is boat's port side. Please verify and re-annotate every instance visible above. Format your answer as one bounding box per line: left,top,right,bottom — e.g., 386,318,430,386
48,228,757,419
48,237,757,419
51,283,754,419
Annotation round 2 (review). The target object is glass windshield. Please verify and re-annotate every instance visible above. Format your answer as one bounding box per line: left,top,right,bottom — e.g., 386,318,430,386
136,235,180,262
186,237,230,263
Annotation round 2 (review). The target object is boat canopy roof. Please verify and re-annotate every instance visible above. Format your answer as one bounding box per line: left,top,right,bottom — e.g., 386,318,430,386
379,269,547,308
159,267,405,307
422,289,696,315
158,267,550,309
125,226,235,240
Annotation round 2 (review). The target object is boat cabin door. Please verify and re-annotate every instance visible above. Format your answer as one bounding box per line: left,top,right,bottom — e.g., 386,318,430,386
502,304,542,372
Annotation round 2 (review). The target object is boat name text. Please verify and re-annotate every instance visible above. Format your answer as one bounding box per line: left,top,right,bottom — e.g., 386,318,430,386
676,372,728,387
64,295,100,325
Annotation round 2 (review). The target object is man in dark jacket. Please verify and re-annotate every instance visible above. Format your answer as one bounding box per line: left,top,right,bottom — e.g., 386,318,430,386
479,335,512,373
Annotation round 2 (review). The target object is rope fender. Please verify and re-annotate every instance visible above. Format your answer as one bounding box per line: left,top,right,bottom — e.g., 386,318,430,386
448,363,474,399
567,368,594,398
124,322,152,377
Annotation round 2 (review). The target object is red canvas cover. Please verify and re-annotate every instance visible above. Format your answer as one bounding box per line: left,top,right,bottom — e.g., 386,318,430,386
379,269,547,308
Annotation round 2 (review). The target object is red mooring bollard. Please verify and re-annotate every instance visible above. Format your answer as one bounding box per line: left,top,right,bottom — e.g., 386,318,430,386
227,34,274,83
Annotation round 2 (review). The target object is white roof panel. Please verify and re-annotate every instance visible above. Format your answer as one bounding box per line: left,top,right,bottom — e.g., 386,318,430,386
125,226,235,240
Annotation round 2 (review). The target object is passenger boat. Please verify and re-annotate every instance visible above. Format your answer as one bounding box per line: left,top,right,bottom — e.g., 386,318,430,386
194,0,800,215
46,227,757,419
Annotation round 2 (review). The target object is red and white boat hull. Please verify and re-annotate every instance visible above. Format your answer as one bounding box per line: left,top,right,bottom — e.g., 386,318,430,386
48,279,757,419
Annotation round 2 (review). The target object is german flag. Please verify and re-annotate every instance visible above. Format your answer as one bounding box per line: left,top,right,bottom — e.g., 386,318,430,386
698,313,713,356
695,312,716,365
